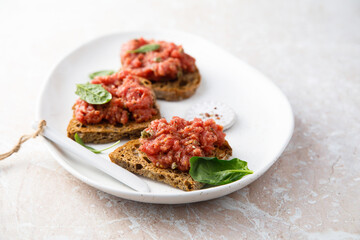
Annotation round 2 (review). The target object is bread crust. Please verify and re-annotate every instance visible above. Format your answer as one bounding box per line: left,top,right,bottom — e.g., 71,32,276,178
67,109,160,144
151,69,201,101
67,78,161,144
109,139,232,191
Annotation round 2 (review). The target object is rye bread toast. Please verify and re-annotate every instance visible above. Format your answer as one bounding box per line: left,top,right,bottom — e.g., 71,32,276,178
151,69,201,101
109,139,232,191
67,109,160,144
67,78,161,144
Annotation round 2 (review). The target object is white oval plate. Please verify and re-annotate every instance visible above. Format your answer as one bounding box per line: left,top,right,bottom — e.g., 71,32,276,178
37,30,294,204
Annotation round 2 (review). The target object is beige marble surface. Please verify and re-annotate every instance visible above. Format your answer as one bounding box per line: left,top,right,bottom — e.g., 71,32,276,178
1,0,359,239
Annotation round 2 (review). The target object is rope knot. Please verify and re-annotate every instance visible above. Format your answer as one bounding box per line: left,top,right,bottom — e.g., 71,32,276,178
0,120,47,161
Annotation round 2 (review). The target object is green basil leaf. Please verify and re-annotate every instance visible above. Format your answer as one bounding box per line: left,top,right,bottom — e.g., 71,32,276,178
75,83,112,104
74,133,120,154
89,70,115,79
189,157,253,185
129,44,160,53
74,133,98,152
96,140,121,153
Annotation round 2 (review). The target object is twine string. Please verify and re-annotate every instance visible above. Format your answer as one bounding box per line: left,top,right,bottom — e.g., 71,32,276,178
0,120,46,161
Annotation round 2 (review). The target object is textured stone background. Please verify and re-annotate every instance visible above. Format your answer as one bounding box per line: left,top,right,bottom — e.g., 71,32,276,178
0,0,359,239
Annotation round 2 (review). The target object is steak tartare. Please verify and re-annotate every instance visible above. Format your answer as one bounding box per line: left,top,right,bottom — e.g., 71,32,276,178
74,71,158,125
139,117,226,171
121,38,197,82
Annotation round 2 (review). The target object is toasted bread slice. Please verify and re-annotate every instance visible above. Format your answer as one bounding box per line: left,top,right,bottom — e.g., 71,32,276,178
67,78,161,144
109,139,232,191
151,69,201,101
67,109,160,144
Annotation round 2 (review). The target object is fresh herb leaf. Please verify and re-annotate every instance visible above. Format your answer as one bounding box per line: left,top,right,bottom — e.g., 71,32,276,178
74,133,120,154
129,44,160,53
75,83,112,104
89,70,115,79
189,157,253,185
153,57,162,62
74,133,97,152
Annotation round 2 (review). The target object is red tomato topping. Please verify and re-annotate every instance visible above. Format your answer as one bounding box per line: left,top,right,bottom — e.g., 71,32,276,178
74,71,157,125
121,38,196,81
139,117,226,171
